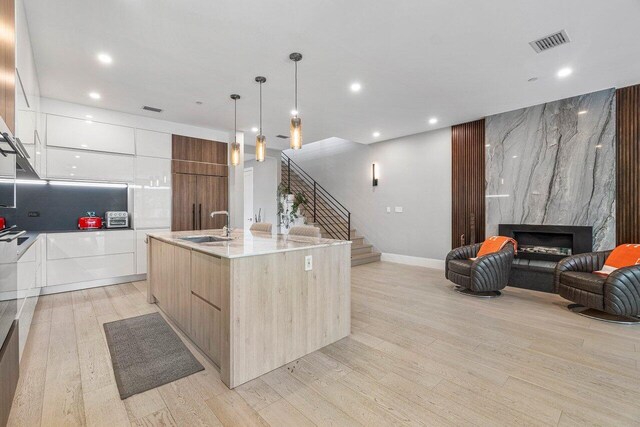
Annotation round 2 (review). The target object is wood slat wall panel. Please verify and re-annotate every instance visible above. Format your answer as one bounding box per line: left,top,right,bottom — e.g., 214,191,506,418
616,84,640,244
451,119,485,248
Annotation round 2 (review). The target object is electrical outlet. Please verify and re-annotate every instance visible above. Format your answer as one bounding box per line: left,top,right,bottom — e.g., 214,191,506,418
395,206,403,213
305,255,313,271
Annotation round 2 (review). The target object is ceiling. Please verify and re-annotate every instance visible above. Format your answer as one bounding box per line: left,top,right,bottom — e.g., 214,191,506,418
24,0,640,149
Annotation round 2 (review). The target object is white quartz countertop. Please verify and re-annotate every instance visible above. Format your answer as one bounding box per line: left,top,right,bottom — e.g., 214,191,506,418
146,229,351,259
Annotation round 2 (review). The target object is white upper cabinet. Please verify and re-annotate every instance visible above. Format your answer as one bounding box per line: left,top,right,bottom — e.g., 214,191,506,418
134,156,171,228
46,115,135,155
46,147,135,182
135,129,171,158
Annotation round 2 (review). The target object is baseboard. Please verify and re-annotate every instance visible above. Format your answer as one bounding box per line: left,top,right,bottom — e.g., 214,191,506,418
380,253,445,270
40,274,147,295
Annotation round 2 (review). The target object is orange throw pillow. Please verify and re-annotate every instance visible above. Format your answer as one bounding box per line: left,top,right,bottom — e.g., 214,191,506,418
594,244,640,276
471,236,517,260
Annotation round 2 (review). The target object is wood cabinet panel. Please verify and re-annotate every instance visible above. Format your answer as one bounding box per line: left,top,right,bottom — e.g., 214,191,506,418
171,159,227,177
197,175,228,230
168,246,191,334
150,238,172,308
0,0,15,133
191,250,222,309
190,294,221,366
150,240,191,333
171,173,197,231
0,321,18,427
172,134,226,164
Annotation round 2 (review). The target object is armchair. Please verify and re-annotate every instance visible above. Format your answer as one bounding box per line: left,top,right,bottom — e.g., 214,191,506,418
445,242,515,298
555,251,640,324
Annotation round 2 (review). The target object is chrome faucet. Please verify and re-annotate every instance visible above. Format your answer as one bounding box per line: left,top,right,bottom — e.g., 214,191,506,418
210,211,231,236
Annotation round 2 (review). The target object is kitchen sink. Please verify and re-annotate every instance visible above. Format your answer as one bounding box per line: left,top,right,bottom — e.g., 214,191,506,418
178,235,233,244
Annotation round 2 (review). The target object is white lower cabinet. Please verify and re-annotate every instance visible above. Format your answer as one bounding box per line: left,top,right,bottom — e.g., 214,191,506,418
47,230,135,260
136,229,169,274
17,236,42,360
46,147,135,183
45,230,137,288
47,253,136,286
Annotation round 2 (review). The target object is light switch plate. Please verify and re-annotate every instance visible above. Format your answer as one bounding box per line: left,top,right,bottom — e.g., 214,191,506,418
395,206,403,213
386,207,391,213
305,255,313,271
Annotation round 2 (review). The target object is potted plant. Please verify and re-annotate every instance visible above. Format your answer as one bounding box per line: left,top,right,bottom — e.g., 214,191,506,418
291,192,308,222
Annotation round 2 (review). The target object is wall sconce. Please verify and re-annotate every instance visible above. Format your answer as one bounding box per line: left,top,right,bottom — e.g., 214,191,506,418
372,163,378,187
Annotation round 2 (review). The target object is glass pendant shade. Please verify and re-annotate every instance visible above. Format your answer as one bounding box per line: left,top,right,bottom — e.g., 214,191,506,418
255,135,266,162
230,142,240,166
290,117,302,150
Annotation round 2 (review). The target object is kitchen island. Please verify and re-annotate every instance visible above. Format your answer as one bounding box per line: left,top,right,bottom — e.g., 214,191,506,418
146,229,351,388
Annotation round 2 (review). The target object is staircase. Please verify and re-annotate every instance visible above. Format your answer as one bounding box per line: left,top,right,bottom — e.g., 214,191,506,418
281,153,381,266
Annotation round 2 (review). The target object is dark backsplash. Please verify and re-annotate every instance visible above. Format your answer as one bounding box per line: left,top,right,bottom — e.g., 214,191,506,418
1,183,128,231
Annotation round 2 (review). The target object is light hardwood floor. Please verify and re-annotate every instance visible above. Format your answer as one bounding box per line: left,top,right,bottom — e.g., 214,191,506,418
7,261,640,426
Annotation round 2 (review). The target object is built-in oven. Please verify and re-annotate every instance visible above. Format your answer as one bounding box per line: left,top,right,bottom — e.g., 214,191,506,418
0,226,21,350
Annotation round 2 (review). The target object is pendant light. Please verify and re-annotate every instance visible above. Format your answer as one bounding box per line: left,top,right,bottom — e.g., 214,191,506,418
289,52,303,150
255,76,267,162
230,94,241,166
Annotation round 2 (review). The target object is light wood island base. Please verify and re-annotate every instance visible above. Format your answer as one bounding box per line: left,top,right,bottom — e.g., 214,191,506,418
147,231,351,388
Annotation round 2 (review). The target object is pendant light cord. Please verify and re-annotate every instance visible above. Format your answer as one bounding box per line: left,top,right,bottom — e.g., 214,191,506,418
294,61,298,114
259,82,263,135
234,98,237,143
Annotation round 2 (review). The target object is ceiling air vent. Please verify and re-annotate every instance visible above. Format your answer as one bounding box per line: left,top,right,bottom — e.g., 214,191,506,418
276,134,289,139
142,105,163,113
529,30,570,53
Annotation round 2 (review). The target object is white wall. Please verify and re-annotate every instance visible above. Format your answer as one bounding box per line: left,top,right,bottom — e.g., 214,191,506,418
286,128,452,262
245,157,278,228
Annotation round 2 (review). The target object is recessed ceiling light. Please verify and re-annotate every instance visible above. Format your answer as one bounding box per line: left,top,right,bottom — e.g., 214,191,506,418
485,144,491,147
70,173,75,176
81,144,88,148
512,155,519,158
89,92,101,100
373,131,380,137
97,53,112,64
557,67,573,78
290,109,298,116
350,82,362,92
85,114,93,119
578,110,588,115
595,144,602,149
75,155,80,159
428,117,438,125
71,166,77,169
251,127,259,133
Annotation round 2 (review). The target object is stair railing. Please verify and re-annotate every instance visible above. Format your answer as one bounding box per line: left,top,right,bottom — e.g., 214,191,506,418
281,152,351,241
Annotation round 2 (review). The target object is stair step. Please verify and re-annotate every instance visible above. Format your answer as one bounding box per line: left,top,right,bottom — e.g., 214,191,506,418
351,244,373,256
351,251,381,266
321,230,358,239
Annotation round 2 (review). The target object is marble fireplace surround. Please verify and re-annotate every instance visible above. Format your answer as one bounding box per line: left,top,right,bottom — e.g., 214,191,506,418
485,88,616,251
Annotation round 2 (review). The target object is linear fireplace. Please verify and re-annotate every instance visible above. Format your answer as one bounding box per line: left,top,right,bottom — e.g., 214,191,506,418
498,224,593,293
499,224,593,261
